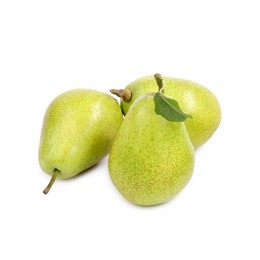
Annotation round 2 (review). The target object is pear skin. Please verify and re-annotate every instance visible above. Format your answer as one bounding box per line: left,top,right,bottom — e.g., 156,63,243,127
108,94,195,206
39,89,123,193
112,75,221,149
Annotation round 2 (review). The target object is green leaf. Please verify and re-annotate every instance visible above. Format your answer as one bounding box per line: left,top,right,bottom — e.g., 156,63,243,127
153,92,192,122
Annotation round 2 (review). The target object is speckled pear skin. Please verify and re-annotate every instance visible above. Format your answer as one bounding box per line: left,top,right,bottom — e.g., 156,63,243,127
39,89,123,179
121,75,221,149
109,94,195,206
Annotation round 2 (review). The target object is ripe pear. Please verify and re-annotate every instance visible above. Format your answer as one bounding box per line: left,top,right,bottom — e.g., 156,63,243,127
108,92,195,206
111,75,221,149
39,89,123,194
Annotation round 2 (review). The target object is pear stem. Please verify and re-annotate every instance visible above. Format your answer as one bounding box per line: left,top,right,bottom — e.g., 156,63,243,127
43,169,60,195
154,73,165,92
110,89,132,101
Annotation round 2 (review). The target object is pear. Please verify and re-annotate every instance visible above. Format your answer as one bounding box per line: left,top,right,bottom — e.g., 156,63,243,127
111,75,221,149
109,75,195,206
39,89,123,194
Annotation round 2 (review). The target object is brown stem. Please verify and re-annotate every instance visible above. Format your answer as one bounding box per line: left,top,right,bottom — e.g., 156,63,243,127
154,73,164,92
43,169,60,195
110,89,132,102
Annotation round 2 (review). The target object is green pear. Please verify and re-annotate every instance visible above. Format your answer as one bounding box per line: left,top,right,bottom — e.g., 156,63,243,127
39,89,123,194
111,75,221,149
109,76,195,206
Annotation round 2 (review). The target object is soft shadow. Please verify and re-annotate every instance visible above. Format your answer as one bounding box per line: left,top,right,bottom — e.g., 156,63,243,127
61,160,102,182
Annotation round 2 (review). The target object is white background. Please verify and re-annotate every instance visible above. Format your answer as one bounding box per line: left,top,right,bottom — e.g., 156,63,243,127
0,0,259,259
